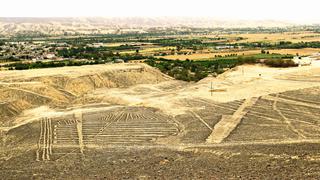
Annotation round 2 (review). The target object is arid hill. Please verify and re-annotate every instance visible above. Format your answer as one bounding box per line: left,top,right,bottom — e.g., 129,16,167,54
1,62,320,179
0,17,295,36
0,63,170,126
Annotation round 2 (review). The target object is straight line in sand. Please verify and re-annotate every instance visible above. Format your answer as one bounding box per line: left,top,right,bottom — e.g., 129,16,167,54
75,111,84,154
264,95,320,110
271,94,306,139
190,111,213,131
206,97,258,144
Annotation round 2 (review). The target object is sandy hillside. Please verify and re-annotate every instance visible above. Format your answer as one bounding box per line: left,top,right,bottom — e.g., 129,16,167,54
1,61,320,179
0,63,171,127
90,61,320,116
1,61,320,128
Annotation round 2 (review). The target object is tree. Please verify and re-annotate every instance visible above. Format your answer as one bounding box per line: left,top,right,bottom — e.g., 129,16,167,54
192,46,198,52
176,46,182,52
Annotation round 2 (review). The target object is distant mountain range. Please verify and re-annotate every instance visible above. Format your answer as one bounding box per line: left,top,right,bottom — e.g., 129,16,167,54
0,17,298,37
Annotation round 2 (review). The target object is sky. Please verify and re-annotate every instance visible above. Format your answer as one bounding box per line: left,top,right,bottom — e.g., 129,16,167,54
1,0,319,23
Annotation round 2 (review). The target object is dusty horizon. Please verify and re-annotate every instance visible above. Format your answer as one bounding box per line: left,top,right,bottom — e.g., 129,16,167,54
0,16,317,24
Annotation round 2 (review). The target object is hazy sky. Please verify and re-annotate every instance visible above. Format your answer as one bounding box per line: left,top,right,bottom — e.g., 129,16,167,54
1,0,319,23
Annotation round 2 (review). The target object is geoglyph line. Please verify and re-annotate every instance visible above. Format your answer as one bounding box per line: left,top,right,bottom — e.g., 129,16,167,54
206,97,259,143
75,111,84,154
272,94,306,139
42,118,47,160
265,95,320,110
190,111,212,131
36,118,43,161
36,118,53,161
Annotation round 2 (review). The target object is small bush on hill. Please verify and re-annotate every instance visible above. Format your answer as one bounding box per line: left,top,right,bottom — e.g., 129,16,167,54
265,59,298,68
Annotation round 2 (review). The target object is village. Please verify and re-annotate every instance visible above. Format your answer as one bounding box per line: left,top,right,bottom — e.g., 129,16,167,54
1,32,320,73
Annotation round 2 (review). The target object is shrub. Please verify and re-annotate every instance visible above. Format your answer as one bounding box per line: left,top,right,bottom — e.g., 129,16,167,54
265,59,298,68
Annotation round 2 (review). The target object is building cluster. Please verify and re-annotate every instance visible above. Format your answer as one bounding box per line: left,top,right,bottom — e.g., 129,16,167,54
0,41,69,62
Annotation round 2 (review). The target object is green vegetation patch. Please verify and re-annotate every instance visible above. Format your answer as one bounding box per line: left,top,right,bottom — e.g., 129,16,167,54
145,53,296,82
4,60,106,70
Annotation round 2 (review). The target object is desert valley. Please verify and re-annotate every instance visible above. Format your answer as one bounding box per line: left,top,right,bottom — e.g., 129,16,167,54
1,17,320,179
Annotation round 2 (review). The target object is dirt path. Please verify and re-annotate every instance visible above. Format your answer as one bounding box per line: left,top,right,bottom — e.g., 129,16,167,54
206,97,258,143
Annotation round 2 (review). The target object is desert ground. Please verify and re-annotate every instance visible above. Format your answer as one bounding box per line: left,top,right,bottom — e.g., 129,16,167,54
1,61,320,179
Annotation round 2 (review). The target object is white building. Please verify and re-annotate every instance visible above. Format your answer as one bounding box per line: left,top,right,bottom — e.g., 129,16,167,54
215,46,234,50
292,56,313,66
45,53,56,59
